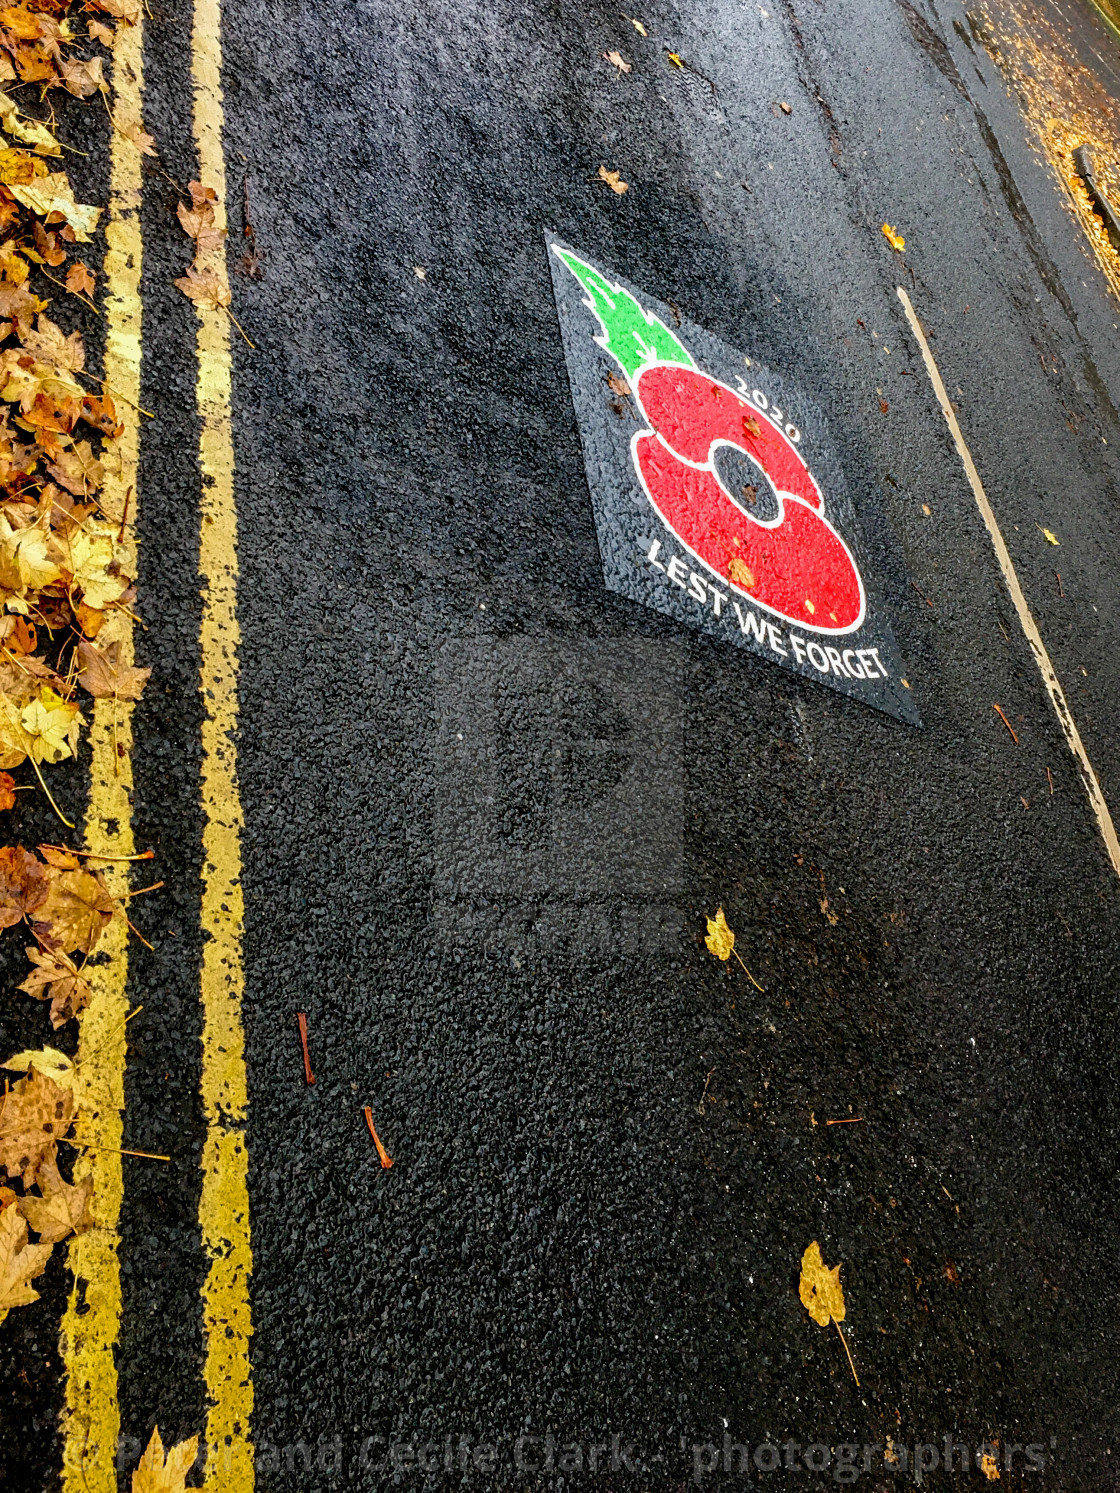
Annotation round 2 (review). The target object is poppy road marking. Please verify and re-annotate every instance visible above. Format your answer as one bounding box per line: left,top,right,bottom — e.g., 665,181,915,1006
190,0,255,1481
58,17,146,1493
897,285,1120,878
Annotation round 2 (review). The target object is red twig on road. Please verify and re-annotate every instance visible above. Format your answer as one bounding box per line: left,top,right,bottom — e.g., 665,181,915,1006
364,1107,393,1169
825,1117,865,1125
297,1011,315,1085
1055,570,1064,597
993,703,1019,743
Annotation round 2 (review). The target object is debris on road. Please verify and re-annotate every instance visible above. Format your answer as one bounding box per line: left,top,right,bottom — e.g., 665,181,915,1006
603,49,631,73
881,222,906,251
799,1240,859,1386
1041,527,1060,545
704,908,765,991
597,164,629,194
297,1010,315,1085
993,703,1019,743
364,1107,394,1169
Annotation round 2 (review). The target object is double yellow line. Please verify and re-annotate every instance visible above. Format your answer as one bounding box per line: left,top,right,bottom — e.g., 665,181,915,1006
59,0,254,1485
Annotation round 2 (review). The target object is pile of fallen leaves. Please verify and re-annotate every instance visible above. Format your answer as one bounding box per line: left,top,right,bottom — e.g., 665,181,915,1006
0,0,150,1325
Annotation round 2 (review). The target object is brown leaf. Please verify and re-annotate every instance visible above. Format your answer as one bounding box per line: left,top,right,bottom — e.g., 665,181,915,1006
87,18,114,43
37,846,80,870
0,1065,73,1186
18,1156,92,1242
0,771,14,811
31,219,65,266
19,942,91,1027
602,49,631,73
46,440,102,496
32,866,116,954
74,600,105,638
0,1203,52,1318
742,413,762,439
606,370,630,397
173,264,230,310
728,556,756,589
79,393,121,438
64,261,95,298
597,164,629,195
0,6,45,40
76,637,150,701
0,844,48,927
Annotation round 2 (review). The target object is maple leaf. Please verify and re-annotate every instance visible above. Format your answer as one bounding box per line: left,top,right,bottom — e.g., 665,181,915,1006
881,222,905,252
76,637,150,700
20,685,83,764
88,18,114,43
79,392,120,437
10,173,101,241
0,1065,73,1185
19,1156,93,1242
704,907,734,961
0,769,14,810
597,164,629,195
603,49,631,73
0,147,46,185
58,55,106,98
61,526,130,609
47,439,102,496
0,1203,52,1321
0,6,45,40
175,194,225,255
33,865,115,953
19,943,91,1026
606,370,630,396
132,1427,200,1493
119,118,156,156
0,843,48,925
173,264,230,311
21,313,84,372
0,91,60,155
1,1045,75,1088
91,0,140,22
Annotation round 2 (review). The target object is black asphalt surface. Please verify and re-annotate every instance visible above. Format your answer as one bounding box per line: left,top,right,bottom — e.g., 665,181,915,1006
7,0,1120,1487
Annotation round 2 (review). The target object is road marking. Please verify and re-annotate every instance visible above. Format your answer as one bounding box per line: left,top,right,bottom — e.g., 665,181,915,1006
898,285,1120,878
190,0,254,1481
58,17,146,1493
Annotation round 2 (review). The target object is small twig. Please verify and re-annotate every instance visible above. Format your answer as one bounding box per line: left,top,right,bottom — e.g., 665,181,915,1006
1055,570,1064,597
698,1065,716,1115
116,880,164,899
363,1107,393,1169
909,579,934,608
38,265,99,317
225,305,255,348
63,1137,170,1161
825,1117,865,1125
124,914,153,950
297,1011,315,1086
1046,767,1054,795
116,485,132,543
29,754,74,827
39,843,154,862
731,947,764,991
835,1319,860,1387
993,703,1019,744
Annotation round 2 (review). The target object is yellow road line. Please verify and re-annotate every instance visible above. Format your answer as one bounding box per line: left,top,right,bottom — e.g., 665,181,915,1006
898,285,1120,878
58,16,146,1493
189,0,254,1482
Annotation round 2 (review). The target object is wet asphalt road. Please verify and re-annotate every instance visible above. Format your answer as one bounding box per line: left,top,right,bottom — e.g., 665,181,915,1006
8,0,1120,1486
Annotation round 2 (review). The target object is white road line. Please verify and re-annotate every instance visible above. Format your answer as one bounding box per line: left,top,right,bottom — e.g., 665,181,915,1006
897,284,1120,878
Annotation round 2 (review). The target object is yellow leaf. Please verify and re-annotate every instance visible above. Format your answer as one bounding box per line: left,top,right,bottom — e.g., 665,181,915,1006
0,1204,52,1321
881,222,905,252
704,907,735,961
132,1426,200,1493
19,685,83,764
1,1044,75,1087
61,526,131,610
0,91,60,155
667,50,683,67
19,1157,93,1242
799,1239,846,1326
980,1452,1000,1481
9,173,101,241
728,556,755,589
0,146,46,185
1041,527,1060,545
629,15,647,34
597,164,629,195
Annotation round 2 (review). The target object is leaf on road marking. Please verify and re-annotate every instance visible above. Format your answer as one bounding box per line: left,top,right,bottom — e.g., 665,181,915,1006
1041,527,1060,545
881,222,905,252
606,370,630,396
1,1044,74,1087
728,556,756,589
76,637,150,700
88,18,114,43
19,685,83,764
0,1204,52,1320
0,1064,73,1185
19,943,91,1026
33,865,116,953
704,907,735,960
132,1427,201,1493
173,263,230,310
742,412,762,438
19,1156,92,1241
597,164,629,195
603,49,631,72
175,180,225,255
119,119,156,156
